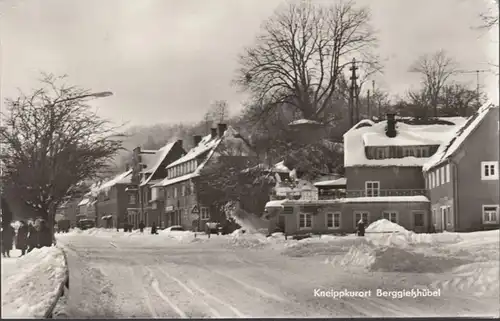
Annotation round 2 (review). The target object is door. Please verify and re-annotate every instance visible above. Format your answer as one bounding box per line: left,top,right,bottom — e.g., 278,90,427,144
277,215,286,232
440,207,446,231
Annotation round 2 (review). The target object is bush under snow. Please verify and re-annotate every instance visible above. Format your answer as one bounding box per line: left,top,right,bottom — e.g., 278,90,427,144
1,246,68,318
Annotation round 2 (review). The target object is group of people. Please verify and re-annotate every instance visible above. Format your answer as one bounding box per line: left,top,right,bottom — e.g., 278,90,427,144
1,219,53,258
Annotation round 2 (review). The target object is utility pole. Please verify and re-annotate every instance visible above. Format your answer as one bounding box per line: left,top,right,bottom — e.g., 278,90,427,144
349,58,359,127
367,89,371,119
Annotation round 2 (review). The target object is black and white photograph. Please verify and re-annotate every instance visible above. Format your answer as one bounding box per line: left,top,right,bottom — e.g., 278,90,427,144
0,0,499,318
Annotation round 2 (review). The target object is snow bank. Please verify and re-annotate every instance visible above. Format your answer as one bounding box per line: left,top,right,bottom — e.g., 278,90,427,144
1,246,68,318
366,219,409,233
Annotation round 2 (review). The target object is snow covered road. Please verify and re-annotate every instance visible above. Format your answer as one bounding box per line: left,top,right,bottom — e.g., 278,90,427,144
56,230,499,318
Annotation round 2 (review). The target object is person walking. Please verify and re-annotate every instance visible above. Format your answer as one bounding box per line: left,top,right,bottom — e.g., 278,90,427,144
27,222,37,253
1,222,15,257
138,221,145,233
16,221,29,256
151,222,158,235
37,220,53,248
357,219,366,237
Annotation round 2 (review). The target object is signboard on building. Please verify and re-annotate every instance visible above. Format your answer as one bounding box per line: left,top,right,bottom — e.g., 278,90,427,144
165,205,173,212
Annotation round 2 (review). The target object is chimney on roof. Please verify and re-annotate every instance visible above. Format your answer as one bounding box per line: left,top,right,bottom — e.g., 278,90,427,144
386,113,397,138
176,139,183,148
210,128,217,139
193,135,202,146
217,123,227,138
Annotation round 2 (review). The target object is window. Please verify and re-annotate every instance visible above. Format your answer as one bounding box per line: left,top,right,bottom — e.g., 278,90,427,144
445,164,450,183
435,170,440,186
440,167,445,184
299,213,313,229
482,205,498,224
283,206,294,215
129,194,136,205
415,148,422,157
354,211,369,228
326,212,341,229
365,181,380,197
432,209,437,226
181,184,186,196
151,187,158,201
481,161,498,180
201,207,210,220
413,211,425,228
173,187,178,198
429,173,433,189
382,211,398,223
376,148,385,159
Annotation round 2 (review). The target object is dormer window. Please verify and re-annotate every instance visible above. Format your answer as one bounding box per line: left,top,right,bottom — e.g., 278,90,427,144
376,148,385,159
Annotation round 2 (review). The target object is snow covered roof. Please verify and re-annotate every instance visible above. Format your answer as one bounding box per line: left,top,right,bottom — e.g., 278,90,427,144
314,177,347,187
90,170,132,196
140,142,176,186
288,119,322,126
423,103,498,172
77,198,90,206
282,195,429,205
265,200,286,208
155,126,241,187
140,151,160,174
344,117,467,167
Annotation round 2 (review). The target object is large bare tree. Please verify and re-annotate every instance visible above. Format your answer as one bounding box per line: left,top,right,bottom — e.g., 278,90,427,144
478,0,499,30
409,50,458,117
0,74,123,226
235,0,380,122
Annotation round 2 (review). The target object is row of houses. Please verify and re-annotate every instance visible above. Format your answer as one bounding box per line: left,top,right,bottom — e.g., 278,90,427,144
58,123,254,230
265,103,499,235
58,103,499,234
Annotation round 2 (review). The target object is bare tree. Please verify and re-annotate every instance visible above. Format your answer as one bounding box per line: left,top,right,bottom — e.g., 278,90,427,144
409,50,458,117
478,0,499,30
0,74,123,227
210,100,229,123
235,0,380,122
438,82,486,117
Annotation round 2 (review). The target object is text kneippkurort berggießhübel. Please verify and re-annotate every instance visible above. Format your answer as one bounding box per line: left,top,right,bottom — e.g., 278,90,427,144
313,288,441,300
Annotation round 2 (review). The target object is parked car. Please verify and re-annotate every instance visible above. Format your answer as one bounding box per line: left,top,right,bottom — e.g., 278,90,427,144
77,219,96,230
57,219,71,233
164,225,184,232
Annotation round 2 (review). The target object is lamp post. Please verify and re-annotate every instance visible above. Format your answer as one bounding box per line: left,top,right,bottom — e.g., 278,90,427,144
47,90,114,240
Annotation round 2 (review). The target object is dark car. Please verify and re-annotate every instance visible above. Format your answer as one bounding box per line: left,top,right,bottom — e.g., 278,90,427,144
77,219,96,230
165,225,184,232
57,219,71,233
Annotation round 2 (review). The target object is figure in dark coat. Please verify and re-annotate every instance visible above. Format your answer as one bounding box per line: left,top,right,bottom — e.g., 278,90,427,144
151,222,158,235
357,219,366,237
1,223,15,257
16,221,29,256
27,219,53,251
27,223,37,253
139,221,145,233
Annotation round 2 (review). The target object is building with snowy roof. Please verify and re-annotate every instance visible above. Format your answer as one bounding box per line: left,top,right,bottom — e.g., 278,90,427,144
422,103,499,232
125,141,185,229
264,111,489,236
153,123,254,231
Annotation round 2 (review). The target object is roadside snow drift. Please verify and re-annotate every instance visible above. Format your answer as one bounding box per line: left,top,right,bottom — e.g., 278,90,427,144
1,246,68,318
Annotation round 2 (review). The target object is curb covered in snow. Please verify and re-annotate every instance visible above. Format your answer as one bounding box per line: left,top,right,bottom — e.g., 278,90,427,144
44,247,70,319
1,246,69,319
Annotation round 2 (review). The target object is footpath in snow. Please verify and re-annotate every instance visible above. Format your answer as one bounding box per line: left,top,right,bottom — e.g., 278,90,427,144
1,246,68,318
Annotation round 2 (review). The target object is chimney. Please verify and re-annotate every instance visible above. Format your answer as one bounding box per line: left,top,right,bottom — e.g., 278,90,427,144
210,128,217,139
217,123,227,137
176,139,183,149
386,113,397,138
193,135,202,146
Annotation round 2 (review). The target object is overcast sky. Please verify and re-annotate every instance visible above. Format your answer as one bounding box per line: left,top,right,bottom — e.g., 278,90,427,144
1,0,498,127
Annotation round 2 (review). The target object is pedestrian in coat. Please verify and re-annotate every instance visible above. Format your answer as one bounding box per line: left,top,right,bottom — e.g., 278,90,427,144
27,222,37,253
138,221,145,233
357,219,366,237
1,222,15,257
151,222,158,235
16,221,29,256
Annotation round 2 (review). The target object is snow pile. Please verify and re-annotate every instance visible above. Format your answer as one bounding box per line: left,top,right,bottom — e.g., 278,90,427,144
366,219,409,233
159,229,197,242
229,229,270,249
1,246,68,318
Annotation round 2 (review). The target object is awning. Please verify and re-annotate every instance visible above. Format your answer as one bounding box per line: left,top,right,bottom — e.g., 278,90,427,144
101,215,113,220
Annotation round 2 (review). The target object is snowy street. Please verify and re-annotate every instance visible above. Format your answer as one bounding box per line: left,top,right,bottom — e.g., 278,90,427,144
55,228,499,318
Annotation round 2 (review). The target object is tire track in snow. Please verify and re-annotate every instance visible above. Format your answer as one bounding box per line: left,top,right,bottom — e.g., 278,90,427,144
129,266,159,318
152,267,221,318
143,266,187,318
187,279,247,318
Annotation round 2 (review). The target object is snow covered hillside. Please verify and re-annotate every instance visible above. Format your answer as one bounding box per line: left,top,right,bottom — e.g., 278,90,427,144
1,247,68,318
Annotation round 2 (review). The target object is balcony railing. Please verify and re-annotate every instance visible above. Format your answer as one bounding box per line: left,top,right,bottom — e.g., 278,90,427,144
345,189,428,198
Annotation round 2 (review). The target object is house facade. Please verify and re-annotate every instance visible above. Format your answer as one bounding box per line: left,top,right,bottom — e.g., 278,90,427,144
423,104,499,232
266,113,468,235
155,123,253,231
126,141,185,229
94,170,132,229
